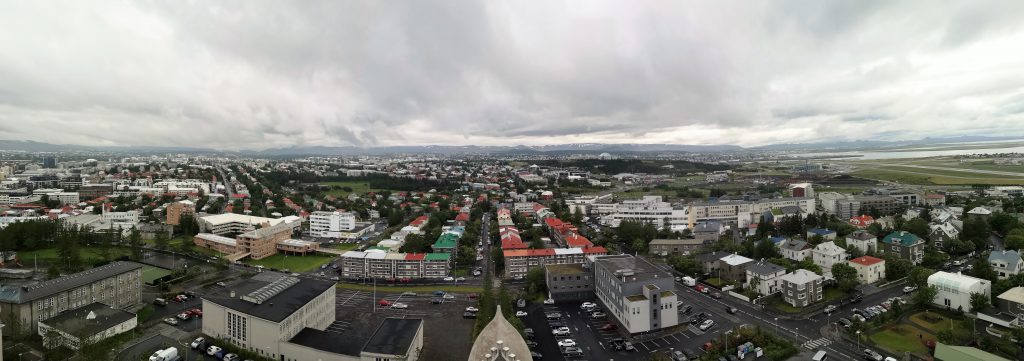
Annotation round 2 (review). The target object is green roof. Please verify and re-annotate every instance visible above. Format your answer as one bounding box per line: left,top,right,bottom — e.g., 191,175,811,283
432,233,459,249
882,231,924,247
424,253,451,261
934,342,1010,361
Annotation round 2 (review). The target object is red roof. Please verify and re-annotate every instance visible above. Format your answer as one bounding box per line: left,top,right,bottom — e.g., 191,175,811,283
404,253,426,261
849,215,875,227
850,256,883,266
409,215,429,226
564,234,593,248
455,213,470,222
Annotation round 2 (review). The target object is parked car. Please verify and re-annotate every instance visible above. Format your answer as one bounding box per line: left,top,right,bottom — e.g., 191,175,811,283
462,312,477,319
682,305,693,314
431,298,443,304
443,294,455,299
557,339,577,348
530,351,542,359
163,318,179,326
590,312,606,319
543,298,555,305
190,337,206,349
824,304,837,314
443,276,455,281
838,318,853,329
622,341,636,351
903,286,917,294
378,299,392,307
391,302,408,309
712,292,722,299
515,311,528,317
552,328,571,337
671,350,688,361
525,340,539,348
546,312,562,320
466,306,479,312
601,323,618,331
223,354,240,361
206,346,222,356
401,291,417,296
863,349,883,361
699,319,715,331
562,347,583,357
581,302,597,310
176,313,190,321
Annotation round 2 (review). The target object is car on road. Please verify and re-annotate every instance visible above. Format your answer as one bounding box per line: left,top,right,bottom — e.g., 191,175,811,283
712,292,722,299
852,314,866,322
216,282,227,287
163,317,179,326
681,304,693,314
431,298,443,304
562,347,583,357
190,337,206,349
515,311,528,317
546,312,562,320
468,293,478,299
462,312,477,319
517,299,526,308
206,345,222,356
725,306,737,314
581,302,597,309
838,318,853,329
543,298,555,305
443,294,455,299
443,276,455,281
552,327,570,336
601,323,618,331
401,291,417,296
695,284,708,293
433,290,446,296
557,339,576,348
671,350,688,361
903,286,917,294
699,319,715,331
455,277,466,282
824,305,837,314
466,306,479,312
863,349,883,361
590,312,606,319
391,302,408,309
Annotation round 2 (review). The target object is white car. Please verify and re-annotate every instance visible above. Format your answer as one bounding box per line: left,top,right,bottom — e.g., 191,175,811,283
699,319,715,331
466,306,479,312
552,326,570,335
903,286,917,293
443,294,455,299
557,339,577,348
543,298,555,305
456,277,466,282
516,311,528,317
580,302,597,309
206,345,222,356
391,302,408,309
190,337,205,349
443,276,455,282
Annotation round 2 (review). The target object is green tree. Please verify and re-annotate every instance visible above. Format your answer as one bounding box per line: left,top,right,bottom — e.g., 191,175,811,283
907,266,936,288
127,227,143,260
831,263,859,292
903,218,930,240
972,255,998,281
525,267,547,297
913,285,939,308
969,292,990,313
1005,228,1024,250
153,230,169,250
97,231,113,262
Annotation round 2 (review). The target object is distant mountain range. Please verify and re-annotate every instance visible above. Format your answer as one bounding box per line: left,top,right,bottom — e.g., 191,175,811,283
0,135,1021,156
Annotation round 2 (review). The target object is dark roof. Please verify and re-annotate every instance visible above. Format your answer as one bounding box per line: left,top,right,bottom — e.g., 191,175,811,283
288,328,366,357
747,261,785,276
0,261,143,304
203,277,333,322
361,318,423,356
593,255,670,284
847,230,876,241
40,302,135,335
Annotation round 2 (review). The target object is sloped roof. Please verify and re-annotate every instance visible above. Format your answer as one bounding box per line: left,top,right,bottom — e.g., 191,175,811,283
996,286,1024,305
850,256,884,267
934,342,1009,361
881,231,924,247
988,250,1023,270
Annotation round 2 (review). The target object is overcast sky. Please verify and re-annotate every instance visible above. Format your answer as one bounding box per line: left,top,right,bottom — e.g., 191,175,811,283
2,1,1024,150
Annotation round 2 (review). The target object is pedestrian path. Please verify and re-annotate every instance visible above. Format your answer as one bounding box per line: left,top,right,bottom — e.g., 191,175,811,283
802,337,833,350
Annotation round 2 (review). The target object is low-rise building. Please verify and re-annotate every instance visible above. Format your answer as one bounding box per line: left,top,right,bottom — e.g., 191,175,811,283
846,230,877,254
927,271,991,311
593,255,678,334
779,269,823,308
879,231,926,265
339,251,451,279
849,256,885,284
778,239,811,262
502,246,607,279
717,253,753,283
545,264,594,301
308,211,357,238
648,238,706,256
38,302,136,350
812,241,847,278
745,260,787,296
988,250,1024,280
806,228,837,241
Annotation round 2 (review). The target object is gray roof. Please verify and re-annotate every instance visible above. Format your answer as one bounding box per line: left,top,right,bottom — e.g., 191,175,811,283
747,261,785,276
203,276,334,322
0,261,143,304
289,327,366,356
779,239,810,252
593,255,670,284
846,230,876,241
693,222,722,234
649,238,703,246
39,302,135,336
988,250,1023,269
361,318,423,356
779,269,822,285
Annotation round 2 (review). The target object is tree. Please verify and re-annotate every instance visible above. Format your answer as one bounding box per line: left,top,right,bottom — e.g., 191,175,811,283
969,292,990,313
399,234,431,253
971,255,998,281
1005,228,1024,250
97,231,113,262
153,230,169,250
831,263,859,292
884,256,913,281
631,238,648,253
525,267,547,297
913,285,939,308
989,212,1019,236
903,218,930,241
127,227,143,260
907,267,936,288
669,255,702,276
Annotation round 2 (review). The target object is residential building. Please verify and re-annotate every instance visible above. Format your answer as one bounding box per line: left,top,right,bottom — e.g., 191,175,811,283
308,211,357,238
0,261,142,333
778,239,811,262
806,228,837,241
849,256,885,284
967,207,993,221
880,231,926,265
687,197,814,228
848,215,874,228
165,200,194,226
846,230,877,254
545,264,594,301
100,208,139,227
593,255,678,334
779,269,824,308
927,271,991,311
717,253,753,282
648,238,706,256
988,250,1024,280
812,241,847,278
38,302,136,350
468,306,533,361
692,222,724,244
603,196,688,229
929,222,959,249
745,261,787,296
338,251,451,279
202,275,336,361
924,193,946,206
502,246,607,279
994,287,1024,328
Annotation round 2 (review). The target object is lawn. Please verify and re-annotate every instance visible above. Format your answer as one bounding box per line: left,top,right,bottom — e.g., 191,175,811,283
823,287,846,302
869,324,932,357
703,277,725,287
244,253,334,273
321,181,391,197
141,265,173,284
853,165,1024,185
325,243,359,251
768,298,804,314
336,283,483,294
907,310,972,341
18,246,132,266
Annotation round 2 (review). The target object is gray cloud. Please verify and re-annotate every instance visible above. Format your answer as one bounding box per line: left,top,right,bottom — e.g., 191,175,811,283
1,0,1024,149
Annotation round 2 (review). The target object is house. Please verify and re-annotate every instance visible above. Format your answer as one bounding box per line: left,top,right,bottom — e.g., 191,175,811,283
692,222,725,244
806,228,837,241
927,271,991,311
695,251,728,276
812,241,847,278
929,222,960,249
848,215,874,228
988,250,1024,280
967,207,992,221
745,260,787,296
778,239,812,262
717,253,754,283
845,230,877,254
924,193,946,206
849,256,885,284
648,238,706,256
779,269,824,308
880,231,926,265
995,287,1024,328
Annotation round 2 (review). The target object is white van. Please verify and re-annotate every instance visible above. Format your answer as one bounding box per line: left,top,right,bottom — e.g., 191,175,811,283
812,350,828,361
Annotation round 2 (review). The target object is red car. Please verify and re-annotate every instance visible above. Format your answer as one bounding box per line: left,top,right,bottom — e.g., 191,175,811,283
468,293,478,299
378,299,392,307
399,277,412,283
701,341,713,351
189,308,203,318
601,323,618,331
694,284,707,293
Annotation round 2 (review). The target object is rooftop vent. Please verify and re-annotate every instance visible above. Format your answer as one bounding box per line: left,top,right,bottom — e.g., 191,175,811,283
241,276,299,304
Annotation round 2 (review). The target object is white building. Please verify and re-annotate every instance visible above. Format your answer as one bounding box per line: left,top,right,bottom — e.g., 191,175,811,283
308,211,357,238
592,255,678,334
845,230,877,254
745,261,787,296
989,250,1024,280
101,208,140,226
812,241,847,278
849,256,885,284
51,192,79,205
928,271,991,311
687,197,814,228
603,196,688,228
199,213,301,236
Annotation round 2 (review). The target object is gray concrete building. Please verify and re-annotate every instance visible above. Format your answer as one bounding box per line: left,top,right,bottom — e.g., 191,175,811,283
0,261,142,334
593,255,678,334
648,238,706,256
545,264,594,302
779,269,824,308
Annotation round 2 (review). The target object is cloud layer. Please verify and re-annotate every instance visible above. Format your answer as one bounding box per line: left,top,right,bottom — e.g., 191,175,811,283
1,1,1024,149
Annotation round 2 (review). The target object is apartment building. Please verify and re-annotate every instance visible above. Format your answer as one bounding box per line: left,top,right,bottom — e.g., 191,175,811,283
603,196,688,228
338,251,451,279
165,200,194,226
202,275,335,361
593,255,678,334
745,260,787,296
836,195,903,219
545,264,594,301
502,246,607,279
779,269,824,308
879,231,926,265
308,211,357,238
648,238,706,256
0,261,143,333
849,256,885,284
812,241,847,278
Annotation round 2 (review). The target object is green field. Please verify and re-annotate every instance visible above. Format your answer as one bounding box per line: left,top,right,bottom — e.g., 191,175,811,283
852,166,1024,185
869,324,931,357
321,181,390,197
141,265,172,284
325,243,359,251
244,254,334,273
18,247,132,266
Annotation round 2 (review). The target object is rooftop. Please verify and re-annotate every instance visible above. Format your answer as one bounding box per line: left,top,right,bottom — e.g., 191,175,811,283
289,327,365,356
934,342,1009,361
0,261,142,304
881,231,924,247
997,286,1024,304
362,318,423,356
747,261,785,276
593,254,671,284
203,274,334,322
779,269,822,285
468,306,533,361
200,213,292,227
545,263,588,275
39,302,135,336
850,256,884,266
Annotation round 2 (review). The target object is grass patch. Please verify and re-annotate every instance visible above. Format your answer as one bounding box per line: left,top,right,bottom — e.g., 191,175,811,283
704,277,724,287
321,181,392,197
18,247,132,266
853,165,1024,185
907,310,972,340
869,324,931,357
324,243,359,251
244,254,334,273
768,298,804,314
141,265,172,284
137,305,155,323
336,283,483,294
823,287,845,302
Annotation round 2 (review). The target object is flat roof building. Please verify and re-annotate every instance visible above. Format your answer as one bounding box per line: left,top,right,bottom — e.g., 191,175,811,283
593,255,678,334
38,302,136,350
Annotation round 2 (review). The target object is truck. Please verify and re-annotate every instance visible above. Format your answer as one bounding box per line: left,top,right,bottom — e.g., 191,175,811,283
681,276,696,287
149,347,179,361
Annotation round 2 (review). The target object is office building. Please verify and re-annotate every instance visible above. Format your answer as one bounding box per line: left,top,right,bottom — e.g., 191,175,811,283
593,255,678,334
308,211,357,238
545,264,594,301
603,196,688,228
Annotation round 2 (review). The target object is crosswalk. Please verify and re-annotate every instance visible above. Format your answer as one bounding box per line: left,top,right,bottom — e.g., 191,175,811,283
802,337,833,350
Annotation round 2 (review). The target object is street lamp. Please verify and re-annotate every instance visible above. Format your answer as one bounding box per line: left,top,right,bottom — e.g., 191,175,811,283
794,327,799,343
856,330,861,349
725,330,733,353
774,317,779,336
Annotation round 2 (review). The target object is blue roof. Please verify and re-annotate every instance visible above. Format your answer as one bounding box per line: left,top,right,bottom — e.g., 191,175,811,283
808,228,836,235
